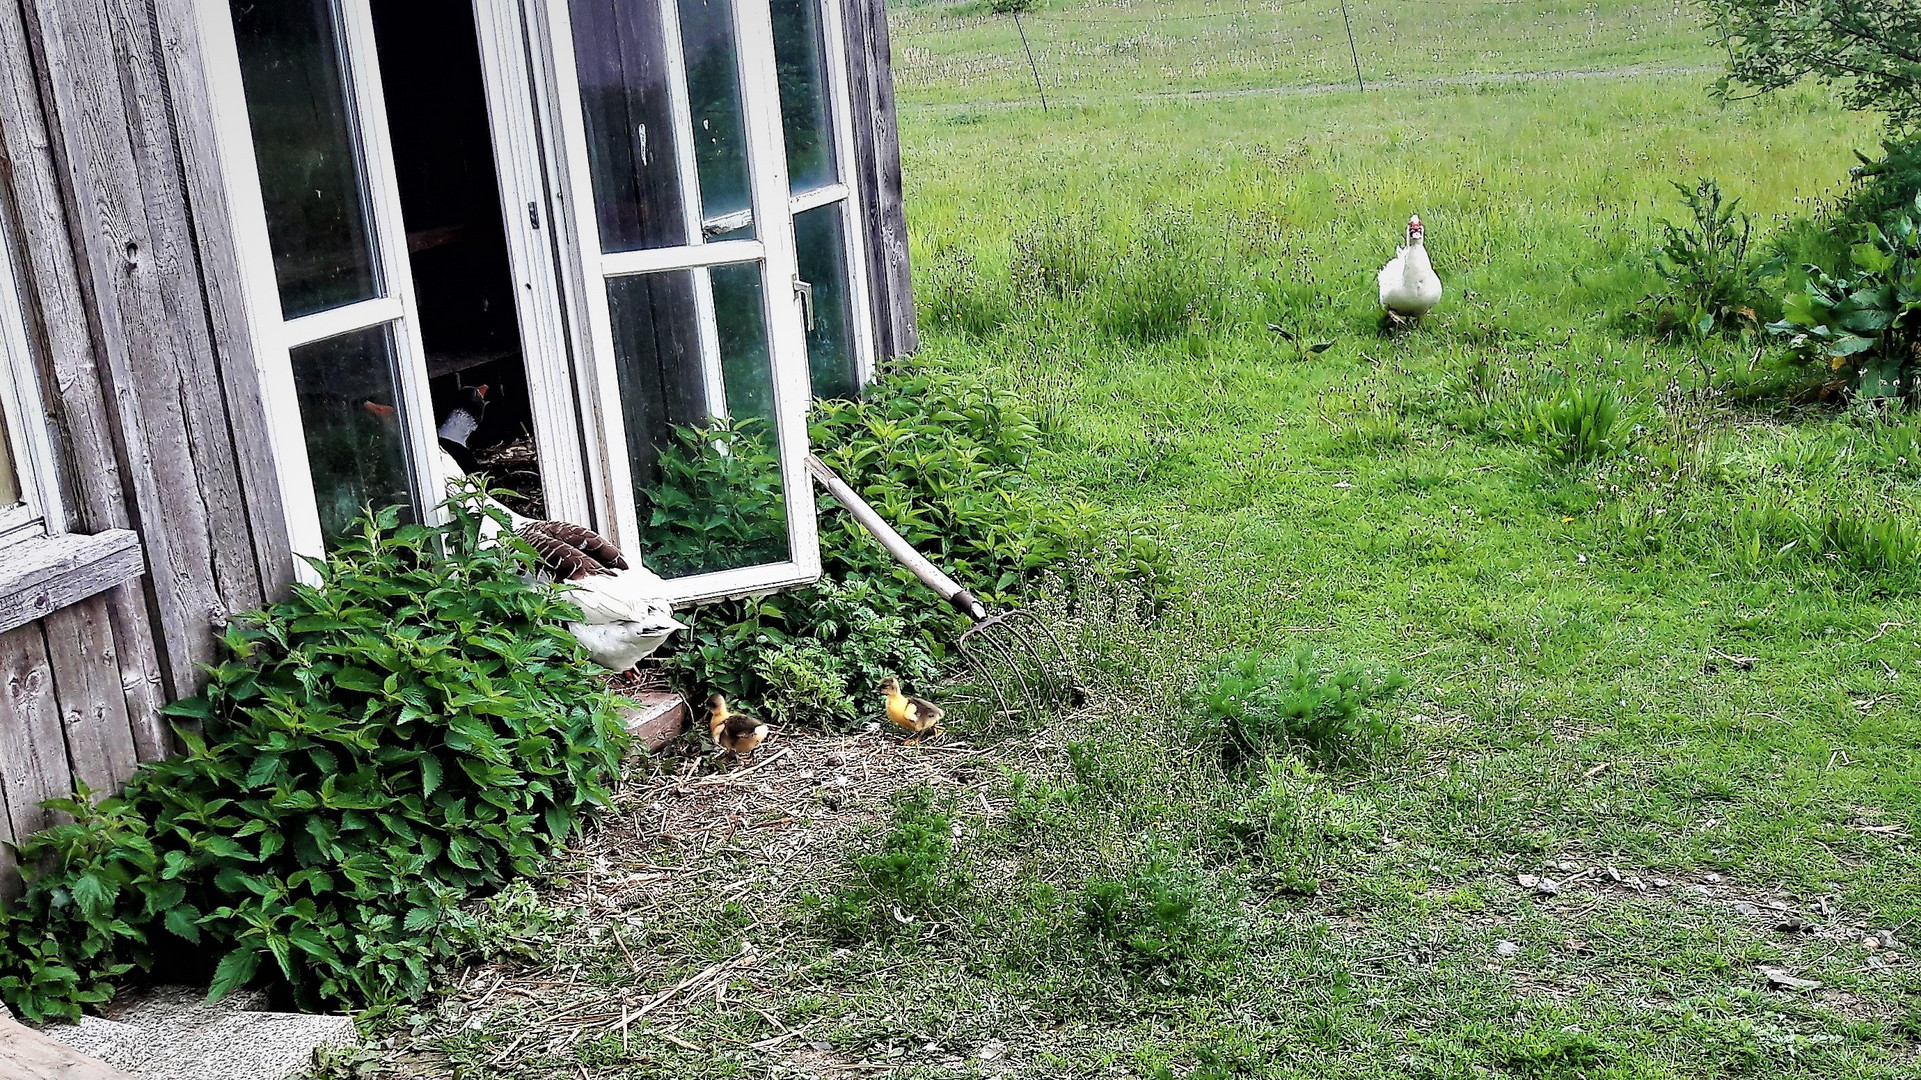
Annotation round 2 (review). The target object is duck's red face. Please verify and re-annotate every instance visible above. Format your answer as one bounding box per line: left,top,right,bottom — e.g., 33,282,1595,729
1408,215,1424,239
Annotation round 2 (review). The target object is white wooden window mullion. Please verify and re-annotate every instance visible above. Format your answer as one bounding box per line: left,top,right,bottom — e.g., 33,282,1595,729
817,0,876,384
0,201,62,541
788,182,847,216
337,0,444,514
280,296,405,350
733,0,821,586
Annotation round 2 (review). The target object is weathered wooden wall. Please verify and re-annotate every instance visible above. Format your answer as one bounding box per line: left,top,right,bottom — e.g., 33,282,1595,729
842,0,917,360
0,0,294,897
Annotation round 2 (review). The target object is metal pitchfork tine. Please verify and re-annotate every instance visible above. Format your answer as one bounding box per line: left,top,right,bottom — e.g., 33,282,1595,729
806,454,1079,723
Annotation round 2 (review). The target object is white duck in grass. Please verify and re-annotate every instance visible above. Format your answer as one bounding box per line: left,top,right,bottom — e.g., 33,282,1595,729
1377,214,1443,327
370,389,685,673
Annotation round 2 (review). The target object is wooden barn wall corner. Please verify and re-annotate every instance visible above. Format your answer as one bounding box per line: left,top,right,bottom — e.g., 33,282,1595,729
843,0,917,360
12,0,291,703
0,0,169,760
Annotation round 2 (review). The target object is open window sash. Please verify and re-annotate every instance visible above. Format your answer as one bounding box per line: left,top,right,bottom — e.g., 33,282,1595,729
540,0,821,604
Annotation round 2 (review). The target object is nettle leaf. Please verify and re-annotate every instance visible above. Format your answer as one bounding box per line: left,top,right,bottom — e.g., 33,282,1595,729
69,874,113,922
208,948,260,1002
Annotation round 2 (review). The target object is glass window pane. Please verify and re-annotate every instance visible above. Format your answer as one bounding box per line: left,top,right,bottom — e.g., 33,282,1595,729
770,0,838,194
607,266,790,578
794,203,857,399
231,0,380,318
289,325,416,541
0,398,20,509
677,0,755,237
569,0,689,251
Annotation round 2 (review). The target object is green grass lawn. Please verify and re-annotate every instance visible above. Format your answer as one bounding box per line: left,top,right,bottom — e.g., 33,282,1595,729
323,6,1921,1078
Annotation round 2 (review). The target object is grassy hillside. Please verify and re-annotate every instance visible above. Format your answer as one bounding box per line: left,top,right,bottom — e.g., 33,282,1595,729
892,0,1718,105
324,7,1921,1079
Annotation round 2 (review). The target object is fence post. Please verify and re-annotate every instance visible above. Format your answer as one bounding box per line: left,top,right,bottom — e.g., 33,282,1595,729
1338,0,1364,90
1013,10,1048,111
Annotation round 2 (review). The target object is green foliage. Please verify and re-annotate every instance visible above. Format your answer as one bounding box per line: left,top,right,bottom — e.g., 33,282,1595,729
1772,199,1921,399
1527,383,1634,465
1705,0,1921,130
1644,179,1764,339
1078,855,1224,976
1841,136,1921,232
811,788,968,941
660,366,1169,726
1473,1025,1619,1079
1192,649,1407,771
640,417,789,577
0,490,628,1020
1009,209,1231,342
984,0,1036,13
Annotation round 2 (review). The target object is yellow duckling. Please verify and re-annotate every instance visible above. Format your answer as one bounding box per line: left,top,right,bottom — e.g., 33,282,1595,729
878,677,944,745
706,693,769,761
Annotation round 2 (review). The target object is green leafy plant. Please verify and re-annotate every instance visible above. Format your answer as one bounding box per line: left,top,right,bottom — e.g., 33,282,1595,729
640,417,789,577
0,488,628,1020
1704,0,1920,130
1771,199,1921,400
660,366,1169,726
810,787,968,941
1193,648,1407,771
1078,855,1225,976
1644,179,1764,339
1528,383,1633,465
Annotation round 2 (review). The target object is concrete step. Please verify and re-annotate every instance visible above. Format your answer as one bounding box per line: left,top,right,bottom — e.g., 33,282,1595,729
38,985,355,1080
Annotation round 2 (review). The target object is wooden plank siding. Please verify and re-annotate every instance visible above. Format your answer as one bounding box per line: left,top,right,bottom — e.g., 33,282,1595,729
842,0,917,360
0,0,294,673
0,0,293,894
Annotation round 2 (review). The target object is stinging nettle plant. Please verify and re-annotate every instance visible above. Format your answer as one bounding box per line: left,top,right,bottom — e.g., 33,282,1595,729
0,485,629,1020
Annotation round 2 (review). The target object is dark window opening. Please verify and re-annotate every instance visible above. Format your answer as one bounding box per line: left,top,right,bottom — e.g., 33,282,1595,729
369,0,546,517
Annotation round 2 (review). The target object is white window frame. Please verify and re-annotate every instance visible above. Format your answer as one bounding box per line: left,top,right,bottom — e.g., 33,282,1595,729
195,0,445,568
788,0,876,388
537,0,823,603
0,199,66,547
197,0,876,602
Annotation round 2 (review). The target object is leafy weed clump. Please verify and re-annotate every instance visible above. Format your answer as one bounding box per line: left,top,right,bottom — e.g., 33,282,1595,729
1643,179,1766,339
1193,649,1408,771
811,788,969,942
0,490,628,1020
1078,855,1230,980
1527,383,1634,465
662,366,1169,728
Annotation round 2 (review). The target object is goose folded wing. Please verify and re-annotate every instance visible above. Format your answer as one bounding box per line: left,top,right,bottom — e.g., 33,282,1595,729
515,520,629,578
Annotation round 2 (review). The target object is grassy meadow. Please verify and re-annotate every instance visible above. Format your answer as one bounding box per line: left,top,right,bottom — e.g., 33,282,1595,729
326,5,1921,1079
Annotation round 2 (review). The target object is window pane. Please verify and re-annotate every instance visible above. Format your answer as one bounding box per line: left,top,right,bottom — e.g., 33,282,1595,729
607,266,790,578
677,0,755,237
794,203,857,399
570,0,756,250
569,0,689,251
231,0,380,318
770,0,837,194
289,325,416,541
0,399,20,509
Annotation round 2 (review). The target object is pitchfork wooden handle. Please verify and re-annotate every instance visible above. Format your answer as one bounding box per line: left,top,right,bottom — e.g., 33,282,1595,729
806,454,990,624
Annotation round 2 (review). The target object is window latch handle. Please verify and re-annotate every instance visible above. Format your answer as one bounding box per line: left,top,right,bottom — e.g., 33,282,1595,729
793,278,815,332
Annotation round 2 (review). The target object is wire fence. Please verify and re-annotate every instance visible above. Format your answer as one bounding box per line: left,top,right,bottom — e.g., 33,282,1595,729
888,0,1716,108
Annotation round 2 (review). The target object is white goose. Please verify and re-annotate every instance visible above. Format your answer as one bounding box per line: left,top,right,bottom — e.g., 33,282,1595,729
373,389,686,673
1377,214,1443,326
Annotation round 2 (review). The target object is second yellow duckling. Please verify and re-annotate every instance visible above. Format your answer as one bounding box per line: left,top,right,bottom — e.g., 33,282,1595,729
706,693,769,761
878,677,944,745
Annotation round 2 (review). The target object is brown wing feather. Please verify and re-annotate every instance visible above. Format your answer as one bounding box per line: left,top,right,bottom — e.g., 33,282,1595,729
515,521,628,579
907,696,944,726
514,527,601,580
